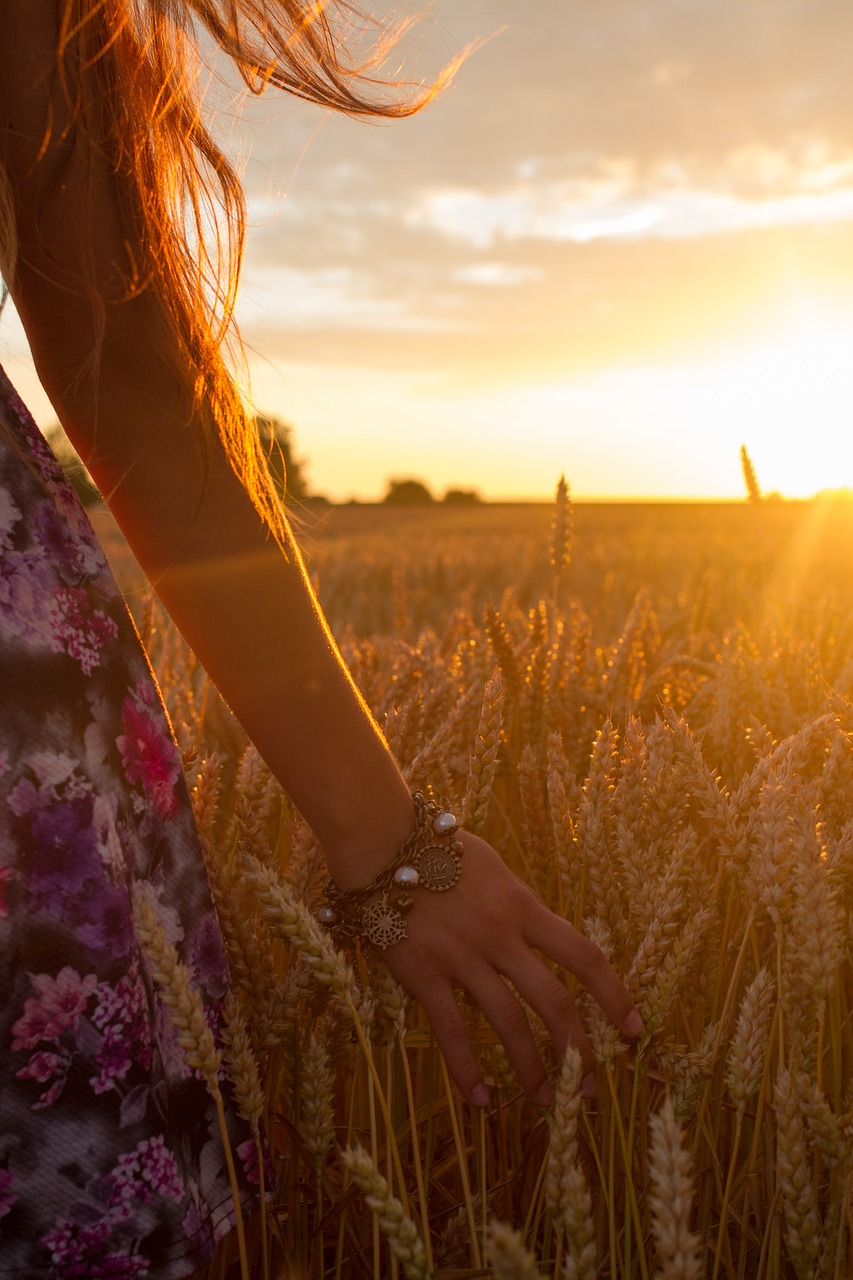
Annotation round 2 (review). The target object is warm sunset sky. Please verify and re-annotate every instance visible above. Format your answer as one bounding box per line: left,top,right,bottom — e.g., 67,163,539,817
4,0,853,500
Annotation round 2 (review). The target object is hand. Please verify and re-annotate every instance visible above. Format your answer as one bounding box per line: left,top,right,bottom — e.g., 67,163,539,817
384,830,643,1106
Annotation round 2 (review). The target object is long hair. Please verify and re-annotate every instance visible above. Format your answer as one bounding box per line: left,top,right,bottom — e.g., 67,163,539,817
10,1,454,538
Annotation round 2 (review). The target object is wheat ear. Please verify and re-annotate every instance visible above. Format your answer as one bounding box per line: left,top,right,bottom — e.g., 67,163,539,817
648,1095,702,1280
725,967,774,1113
341,1144,429,1279
774,1066,821,1276
463,668,504,833
241,852,359,1011
486,1219,543,1280
132,890,251,1280
544,1045,596,1280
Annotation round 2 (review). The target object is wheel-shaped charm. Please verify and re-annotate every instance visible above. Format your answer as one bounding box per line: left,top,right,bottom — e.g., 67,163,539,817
362,898,408,949
419,844,461,891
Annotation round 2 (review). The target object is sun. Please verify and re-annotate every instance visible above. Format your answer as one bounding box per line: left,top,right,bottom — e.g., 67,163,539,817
701,300,853,499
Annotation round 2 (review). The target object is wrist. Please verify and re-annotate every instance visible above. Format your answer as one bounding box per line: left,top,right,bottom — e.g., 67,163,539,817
320,789,417,892
320,791,465,950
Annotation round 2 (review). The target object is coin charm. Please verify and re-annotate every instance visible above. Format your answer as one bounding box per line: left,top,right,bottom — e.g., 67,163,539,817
362,896,408,949
418,843,461,891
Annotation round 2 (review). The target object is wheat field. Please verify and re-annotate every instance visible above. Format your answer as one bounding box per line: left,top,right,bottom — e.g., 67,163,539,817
95,489,853,1280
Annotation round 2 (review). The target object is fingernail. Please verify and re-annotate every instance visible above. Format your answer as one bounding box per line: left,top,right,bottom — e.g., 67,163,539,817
625,1010,644,1037
536,1081,555,1106
471,1083,489,1107
581,1073,598,1099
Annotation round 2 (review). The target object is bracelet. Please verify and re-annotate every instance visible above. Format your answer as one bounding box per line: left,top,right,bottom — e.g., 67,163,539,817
318,791,464,950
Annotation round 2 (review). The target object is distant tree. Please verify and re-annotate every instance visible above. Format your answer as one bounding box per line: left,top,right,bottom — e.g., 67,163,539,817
44,422,101,508
255,414,310,503
383,478,435,505
740,444,762,504
443,487,481,505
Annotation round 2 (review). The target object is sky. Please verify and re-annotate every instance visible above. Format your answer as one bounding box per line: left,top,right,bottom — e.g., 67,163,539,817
4,0,853,501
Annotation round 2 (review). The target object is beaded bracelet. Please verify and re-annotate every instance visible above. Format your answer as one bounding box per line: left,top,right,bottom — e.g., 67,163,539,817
318,791,464,950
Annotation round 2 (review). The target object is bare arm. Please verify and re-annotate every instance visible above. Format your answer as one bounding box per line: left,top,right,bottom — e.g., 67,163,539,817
1,0,642,1103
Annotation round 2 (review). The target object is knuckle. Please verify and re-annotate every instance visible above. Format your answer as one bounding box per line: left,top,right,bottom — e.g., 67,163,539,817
436,1016,473,1058
571,933,608,981
545,985,575,1022
493,994,532,1038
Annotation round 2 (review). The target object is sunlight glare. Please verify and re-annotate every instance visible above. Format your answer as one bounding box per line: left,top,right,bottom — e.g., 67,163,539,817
702,301,853,497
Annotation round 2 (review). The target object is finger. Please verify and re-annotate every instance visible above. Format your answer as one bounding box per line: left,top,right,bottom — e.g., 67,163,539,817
461,963,554,1105
497,946,597,1088
523,907,644,1039
412,976,489,1107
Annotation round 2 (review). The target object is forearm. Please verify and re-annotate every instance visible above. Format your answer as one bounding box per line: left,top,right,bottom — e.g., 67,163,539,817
105,433,417,889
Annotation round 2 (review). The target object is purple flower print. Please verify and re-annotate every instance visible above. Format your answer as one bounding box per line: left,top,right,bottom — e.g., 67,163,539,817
0,1168,16,1221
0,548,56,645
117,683,180,817
11,967,98,1050
49,586,118,674
0,483,21,549
26,795,104,918
0,864,13,918
76,879,134,960
191,914,229,1000
31,497,103,582
182,1194,216,1263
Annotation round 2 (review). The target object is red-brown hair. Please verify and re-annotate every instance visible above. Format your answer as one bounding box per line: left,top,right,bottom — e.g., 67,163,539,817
8,0,455,537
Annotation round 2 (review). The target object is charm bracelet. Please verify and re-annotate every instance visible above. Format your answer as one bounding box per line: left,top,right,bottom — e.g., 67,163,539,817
319,791,464,950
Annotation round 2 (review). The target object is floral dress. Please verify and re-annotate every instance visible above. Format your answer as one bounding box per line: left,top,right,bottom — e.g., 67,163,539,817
0,364,259,1279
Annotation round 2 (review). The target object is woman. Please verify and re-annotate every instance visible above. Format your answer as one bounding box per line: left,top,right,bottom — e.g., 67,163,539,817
0,2,643,1275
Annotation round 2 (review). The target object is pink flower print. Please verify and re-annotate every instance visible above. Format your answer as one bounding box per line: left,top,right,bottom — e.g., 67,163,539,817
28,750,77,791
108,1137,183,1210
90,1024,134,1094
6,776,39,818
117,685,180,816
90,962,153,1092
11,966,98,1049
49,586,118,674
15,1049,65,1083
138,1136,184,1202
15,1049,71,1109
9,1001,53,1052
40,1218,150,1277
0,1169,16,1222
237,1136,274,1189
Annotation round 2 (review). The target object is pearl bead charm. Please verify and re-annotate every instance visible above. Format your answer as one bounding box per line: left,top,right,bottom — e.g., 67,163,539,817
432,810,457,835
394,864,420,888
318,905,336,925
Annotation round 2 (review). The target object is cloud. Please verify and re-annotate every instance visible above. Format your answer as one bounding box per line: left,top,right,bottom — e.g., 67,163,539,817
453,262,544,286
